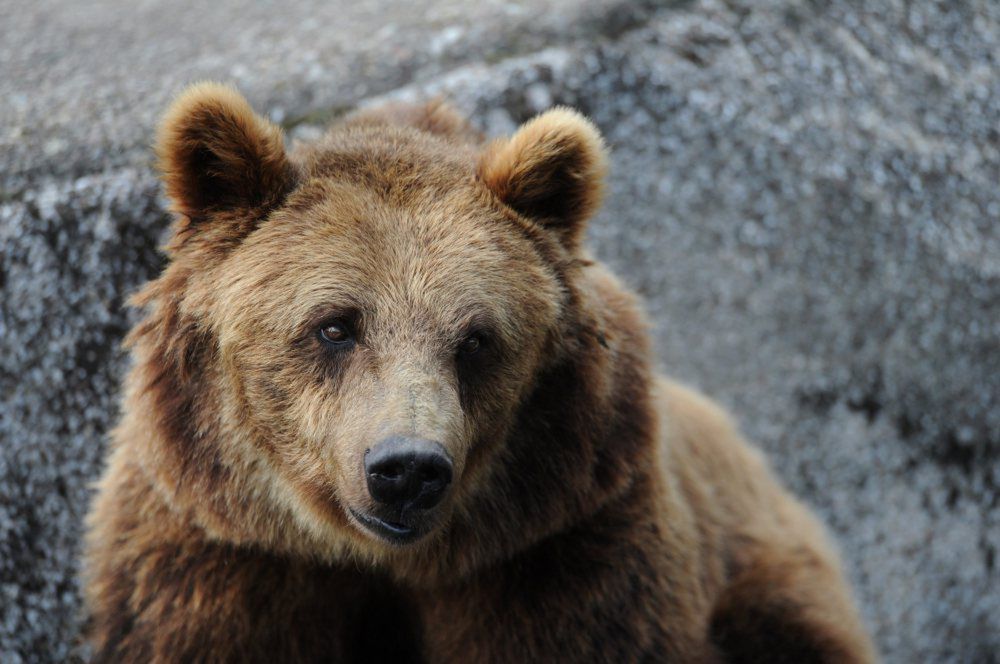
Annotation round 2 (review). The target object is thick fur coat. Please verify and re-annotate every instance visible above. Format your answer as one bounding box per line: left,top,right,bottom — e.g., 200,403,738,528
83,83,876,663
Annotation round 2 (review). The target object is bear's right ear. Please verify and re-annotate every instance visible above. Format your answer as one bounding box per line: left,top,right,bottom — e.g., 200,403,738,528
156,83,294,225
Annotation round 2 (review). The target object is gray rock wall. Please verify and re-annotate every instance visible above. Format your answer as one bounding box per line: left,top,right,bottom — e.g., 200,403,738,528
1,0,997,661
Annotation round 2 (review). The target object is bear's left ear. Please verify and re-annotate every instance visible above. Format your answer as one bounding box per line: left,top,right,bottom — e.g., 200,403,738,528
156,82,294,224
477,108,608,249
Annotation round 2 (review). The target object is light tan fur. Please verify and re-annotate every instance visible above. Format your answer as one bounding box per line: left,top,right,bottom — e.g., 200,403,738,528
83,83,877,663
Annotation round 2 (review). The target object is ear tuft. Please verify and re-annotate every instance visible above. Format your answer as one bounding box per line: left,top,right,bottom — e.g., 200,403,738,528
478,107,608,244
156,82,293,221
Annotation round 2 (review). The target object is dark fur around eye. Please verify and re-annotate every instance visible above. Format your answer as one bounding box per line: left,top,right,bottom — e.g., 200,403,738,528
455,329,500,391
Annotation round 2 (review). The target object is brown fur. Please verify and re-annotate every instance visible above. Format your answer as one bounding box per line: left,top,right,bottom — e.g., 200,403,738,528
83,83,876,662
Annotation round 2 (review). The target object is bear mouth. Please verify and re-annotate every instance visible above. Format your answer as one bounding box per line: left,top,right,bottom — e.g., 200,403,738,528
348,507,426,546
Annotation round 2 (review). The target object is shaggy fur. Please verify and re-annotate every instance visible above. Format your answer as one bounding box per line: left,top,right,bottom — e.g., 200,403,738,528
83,83,876,663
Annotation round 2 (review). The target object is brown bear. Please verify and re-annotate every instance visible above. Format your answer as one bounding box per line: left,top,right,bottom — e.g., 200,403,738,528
83,82,876,663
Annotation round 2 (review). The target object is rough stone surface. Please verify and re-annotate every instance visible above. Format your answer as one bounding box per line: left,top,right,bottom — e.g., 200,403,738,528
1,1,997,661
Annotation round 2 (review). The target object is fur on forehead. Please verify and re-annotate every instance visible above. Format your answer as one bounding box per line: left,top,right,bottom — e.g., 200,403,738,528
294,106,610,255
293,120,480,199
203,175,565,347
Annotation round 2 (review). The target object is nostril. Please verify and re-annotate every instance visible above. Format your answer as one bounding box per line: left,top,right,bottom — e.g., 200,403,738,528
372,462,405,482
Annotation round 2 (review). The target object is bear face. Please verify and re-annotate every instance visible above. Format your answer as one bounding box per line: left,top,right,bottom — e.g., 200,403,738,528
134,84,612,572
205,170,563,549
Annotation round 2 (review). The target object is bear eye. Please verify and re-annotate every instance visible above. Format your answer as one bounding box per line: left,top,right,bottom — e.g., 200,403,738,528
318,320,354,348
458,333,484,356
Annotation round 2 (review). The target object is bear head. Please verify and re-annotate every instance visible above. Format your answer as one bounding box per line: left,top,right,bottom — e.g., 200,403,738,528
126,83,647,583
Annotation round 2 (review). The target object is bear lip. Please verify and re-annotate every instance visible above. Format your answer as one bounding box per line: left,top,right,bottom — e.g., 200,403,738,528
348,507,426,546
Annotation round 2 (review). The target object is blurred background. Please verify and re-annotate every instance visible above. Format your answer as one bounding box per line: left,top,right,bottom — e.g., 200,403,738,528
1,0,998,661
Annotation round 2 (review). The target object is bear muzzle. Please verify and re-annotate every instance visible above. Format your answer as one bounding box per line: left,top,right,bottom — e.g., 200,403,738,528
350,436,454,545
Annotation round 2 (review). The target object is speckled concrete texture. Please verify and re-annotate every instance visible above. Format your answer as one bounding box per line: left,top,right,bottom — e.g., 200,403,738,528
1,1,997,661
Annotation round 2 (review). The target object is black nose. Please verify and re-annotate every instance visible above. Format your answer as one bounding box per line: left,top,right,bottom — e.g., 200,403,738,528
365,437,453,511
